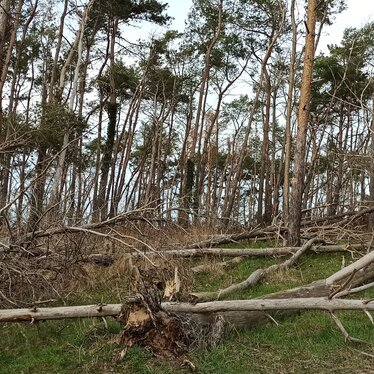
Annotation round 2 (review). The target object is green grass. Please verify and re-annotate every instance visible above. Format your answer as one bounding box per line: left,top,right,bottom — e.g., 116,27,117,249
196,311,374,374
1,247,374,373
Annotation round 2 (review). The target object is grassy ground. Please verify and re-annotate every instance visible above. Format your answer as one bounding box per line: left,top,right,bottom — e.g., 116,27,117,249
1,246,374,373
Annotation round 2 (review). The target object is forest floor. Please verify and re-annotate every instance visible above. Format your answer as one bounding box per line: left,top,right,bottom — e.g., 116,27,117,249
1,242,374,373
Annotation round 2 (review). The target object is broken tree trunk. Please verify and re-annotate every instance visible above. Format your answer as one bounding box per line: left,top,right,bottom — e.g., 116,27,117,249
185,250,374,328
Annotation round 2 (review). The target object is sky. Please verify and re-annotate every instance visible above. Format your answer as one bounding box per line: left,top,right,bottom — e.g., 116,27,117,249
126,0,374,61
319,0,374,51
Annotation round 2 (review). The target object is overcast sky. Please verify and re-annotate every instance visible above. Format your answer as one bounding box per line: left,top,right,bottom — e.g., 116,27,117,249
320,0,374,50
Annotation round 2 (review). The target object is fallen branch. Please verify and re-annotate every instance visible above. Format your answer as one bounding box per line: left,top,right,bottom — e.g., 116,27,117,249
7,208,166,251
0,303,122,322
302,205,374,227
334,281,374,298
330,312,369,344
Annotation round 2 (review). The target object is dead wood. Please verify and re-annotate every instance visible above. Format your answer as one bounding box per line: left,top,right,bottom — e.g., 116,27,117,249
118,283,199,365
1,242,373,343
158,243,363,258
85,242,367,267
302,206,374,227
2,297,374,324
326,250,374,285
190,238,325,302
163,298,374,313
5,211,165,252
334,281,374,298
103,280,216,365
0,303,123,322
330,312,370,344
0,259,373,355
184,259,374,328
182,227,286,249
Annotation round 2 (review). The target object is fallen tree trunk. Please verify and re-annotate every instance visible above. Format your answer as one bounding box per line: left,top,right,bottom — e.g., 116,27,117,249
1,261,373,325
182,227,285,249
164,298,374,313
159,243,365,258
326,249,374,285
87,242,367,266
1,298,373,323
190,238,325,301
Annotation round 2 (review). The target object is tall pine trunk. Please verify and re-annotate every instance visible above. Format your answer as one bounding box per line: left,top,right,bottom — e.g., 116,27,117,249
288,0,317,245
